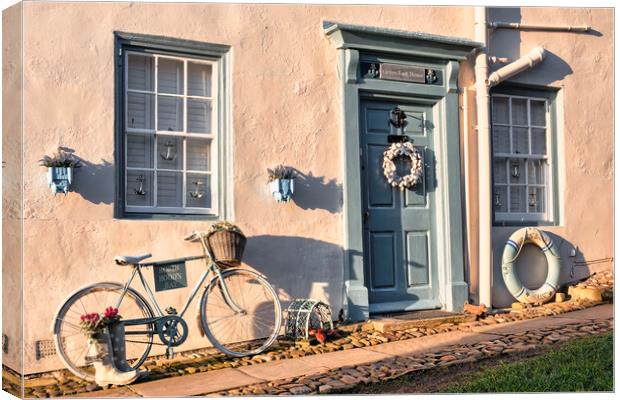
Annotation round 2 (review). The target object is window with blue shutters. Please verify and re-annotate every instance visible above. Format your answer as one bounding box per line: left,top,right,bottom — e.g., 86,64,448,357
115,33,231,219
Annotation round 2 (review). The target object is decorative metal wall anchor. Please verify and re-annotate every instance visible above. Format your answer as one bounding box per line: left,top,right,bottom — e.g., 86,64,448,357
189,180,205,199
425,69,438,84
364,63,379,78
160,141,177,161
269,179,295,203
285,299,333,341
494,191,502,208
511,161,520,178
47,167,73,195
528,192,537,208
134,175,147,196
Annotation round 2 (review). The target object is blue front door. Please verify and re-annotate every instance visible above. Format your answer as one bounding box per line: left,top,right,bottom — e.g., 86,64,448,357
360,99,441,313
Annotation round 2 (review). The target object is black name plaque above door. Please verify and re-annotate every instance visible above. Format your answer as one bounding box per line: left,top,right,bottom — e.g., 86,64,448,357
361,62,441,85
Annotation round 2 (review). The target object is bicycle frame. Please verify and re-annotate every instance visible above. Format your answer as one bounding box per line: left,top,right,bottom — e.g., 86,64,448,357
114,234,244,326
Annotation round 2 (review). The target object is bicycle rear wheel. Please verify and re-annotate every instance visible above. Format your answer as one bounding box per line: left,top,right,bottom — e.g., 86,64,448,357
200,269,282,357
52,282,154,381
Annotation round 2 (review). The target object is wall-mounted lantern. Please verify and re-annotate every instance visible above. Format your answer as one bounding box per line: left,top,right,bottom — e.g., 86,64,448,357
39,148,81,196
267,165,295,203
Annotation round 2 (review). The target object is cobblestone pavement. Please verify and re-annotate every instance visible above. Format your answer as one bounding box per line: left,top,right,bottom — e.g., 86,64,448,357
214,313,613,396
1,294,613,397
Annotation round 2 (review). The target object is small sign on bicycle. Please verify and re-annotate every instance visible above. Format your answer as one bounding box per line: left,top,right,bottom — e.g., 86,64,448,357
153,261,188,291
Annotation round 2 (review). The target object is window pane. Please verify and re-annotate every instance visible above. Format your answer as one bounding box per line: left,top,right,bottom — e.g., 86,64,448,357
527,186,545,213
187,99,212,133
158,96,184,131
512,127,529,154
186,173,211,208
511,98,528,125
127,93,154,130
157,171,183,207
157,58,184,95
157,136,183,170
527,160,546,185
494,186,508,213
492,97,509,124
531,128,546,155
530,100,546,126
127,134,154,168
188,62,212,97
127,171,153,206
493,159,507,184
492,125,510,153
128,54,154,91
509,185,526,213
187,138,211,171
509,159,525,184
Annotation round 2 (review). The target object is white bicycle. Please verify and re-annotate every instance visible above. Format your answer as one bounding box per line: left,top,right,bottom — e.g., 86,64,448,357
52,231,282,381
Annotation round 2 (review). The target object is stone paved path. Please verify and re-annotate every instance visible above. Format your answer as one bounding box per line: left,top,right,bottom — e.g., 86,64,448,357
51,303,612,397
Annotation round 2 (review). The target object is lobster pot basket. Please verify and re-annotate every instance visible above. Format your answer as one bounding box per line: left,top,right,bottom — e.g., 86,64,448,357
285,299,333,341
206,230,247,268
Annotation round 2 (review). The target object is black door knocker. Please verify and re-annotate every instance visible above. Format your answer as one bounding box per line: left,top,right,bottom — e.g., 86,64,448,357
389,107,408,129
388,107,409,143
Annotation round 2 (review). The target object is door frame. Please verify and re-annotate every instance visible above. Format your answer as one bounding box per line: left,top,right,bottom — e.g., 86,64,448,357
323,21,481,321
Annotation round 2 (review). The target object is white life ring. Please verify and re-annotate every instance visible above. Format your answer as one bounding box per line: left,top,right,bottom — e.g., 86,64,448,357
501,227,562,304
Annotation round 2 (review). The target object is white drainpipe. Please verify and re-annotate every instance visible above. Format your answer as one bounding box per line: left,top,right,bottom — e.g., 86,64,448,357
488,46,546,87
474,7,547,309
474,6,492,308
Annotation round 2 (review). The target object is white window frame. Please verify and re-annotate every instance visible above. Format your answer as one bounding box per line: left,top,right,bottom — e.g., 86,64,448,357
492,93,554,224
123,51,219,215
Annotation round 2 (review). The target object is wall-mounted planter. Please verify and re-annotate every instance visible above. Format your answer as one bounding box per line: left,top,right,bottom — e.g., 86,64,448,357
47,167,73,195
269,178,295,203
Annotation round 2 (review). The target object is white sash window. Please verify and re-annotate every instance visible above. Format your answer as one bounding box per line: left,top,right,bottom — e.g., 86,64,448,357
123,51,217,215
492,93,554,223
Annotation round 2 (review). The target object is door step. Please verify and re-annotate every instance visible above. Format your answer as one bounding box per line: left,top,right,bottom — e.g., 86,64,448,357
370,310,477,333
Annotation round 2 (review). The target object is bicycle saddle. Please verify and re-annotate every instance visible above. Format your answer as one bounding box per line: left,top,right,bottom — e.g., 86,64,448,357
114,253,152,266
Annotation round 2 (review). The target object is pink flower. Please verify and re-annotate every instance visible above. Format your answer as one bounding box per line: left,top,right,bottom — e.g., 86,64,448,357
104,307,118,318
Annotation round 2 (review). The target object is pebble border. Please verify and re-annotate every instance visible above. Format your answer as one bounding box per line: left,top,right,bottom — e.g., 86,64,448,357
215,317,614,396
1,297,610,397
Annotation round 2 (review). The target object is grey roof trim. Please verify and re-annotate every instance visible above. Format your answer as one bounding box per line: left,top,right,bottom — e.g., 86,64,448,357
115,31,230,56
323,20,482,49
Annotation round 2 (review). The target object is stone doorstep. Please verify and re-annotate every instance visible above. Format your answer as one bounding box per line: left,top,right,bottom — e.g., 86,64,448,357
371,313,477,333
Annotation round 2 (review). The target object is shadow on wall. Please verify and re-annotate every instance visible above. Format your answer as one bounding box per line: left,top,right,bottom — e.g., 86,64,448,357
290,169,342,214
56,146,115,204
487,7,602,85
488,7,522,61
72,158,115,204
243,235,345,317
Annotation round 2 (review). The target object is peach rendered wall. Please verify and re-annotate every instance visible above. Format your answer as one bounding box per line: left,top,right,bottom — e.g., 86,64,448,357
17,2,475,373
8,3,614,373
2,2,24,378
478,8,613,307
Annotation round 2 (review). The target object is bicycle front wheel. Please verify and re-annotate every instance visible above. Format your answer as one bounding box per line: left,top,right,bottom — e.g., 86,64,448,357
52,282,154,381
201,269,282,357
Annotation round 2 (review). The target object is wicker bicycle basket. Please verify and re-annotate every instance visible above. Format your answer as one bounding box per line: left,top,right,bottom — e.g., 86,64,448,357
206,229,247,268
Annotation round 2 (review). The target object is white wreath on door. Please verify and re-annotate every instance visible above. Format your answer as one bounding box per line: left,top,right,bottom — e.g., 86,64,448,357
382,142,424,191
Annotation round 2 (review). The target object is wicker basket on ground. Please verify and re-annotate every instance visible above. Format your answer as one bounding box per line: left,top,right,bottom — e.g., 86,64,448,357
206,229,247,268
